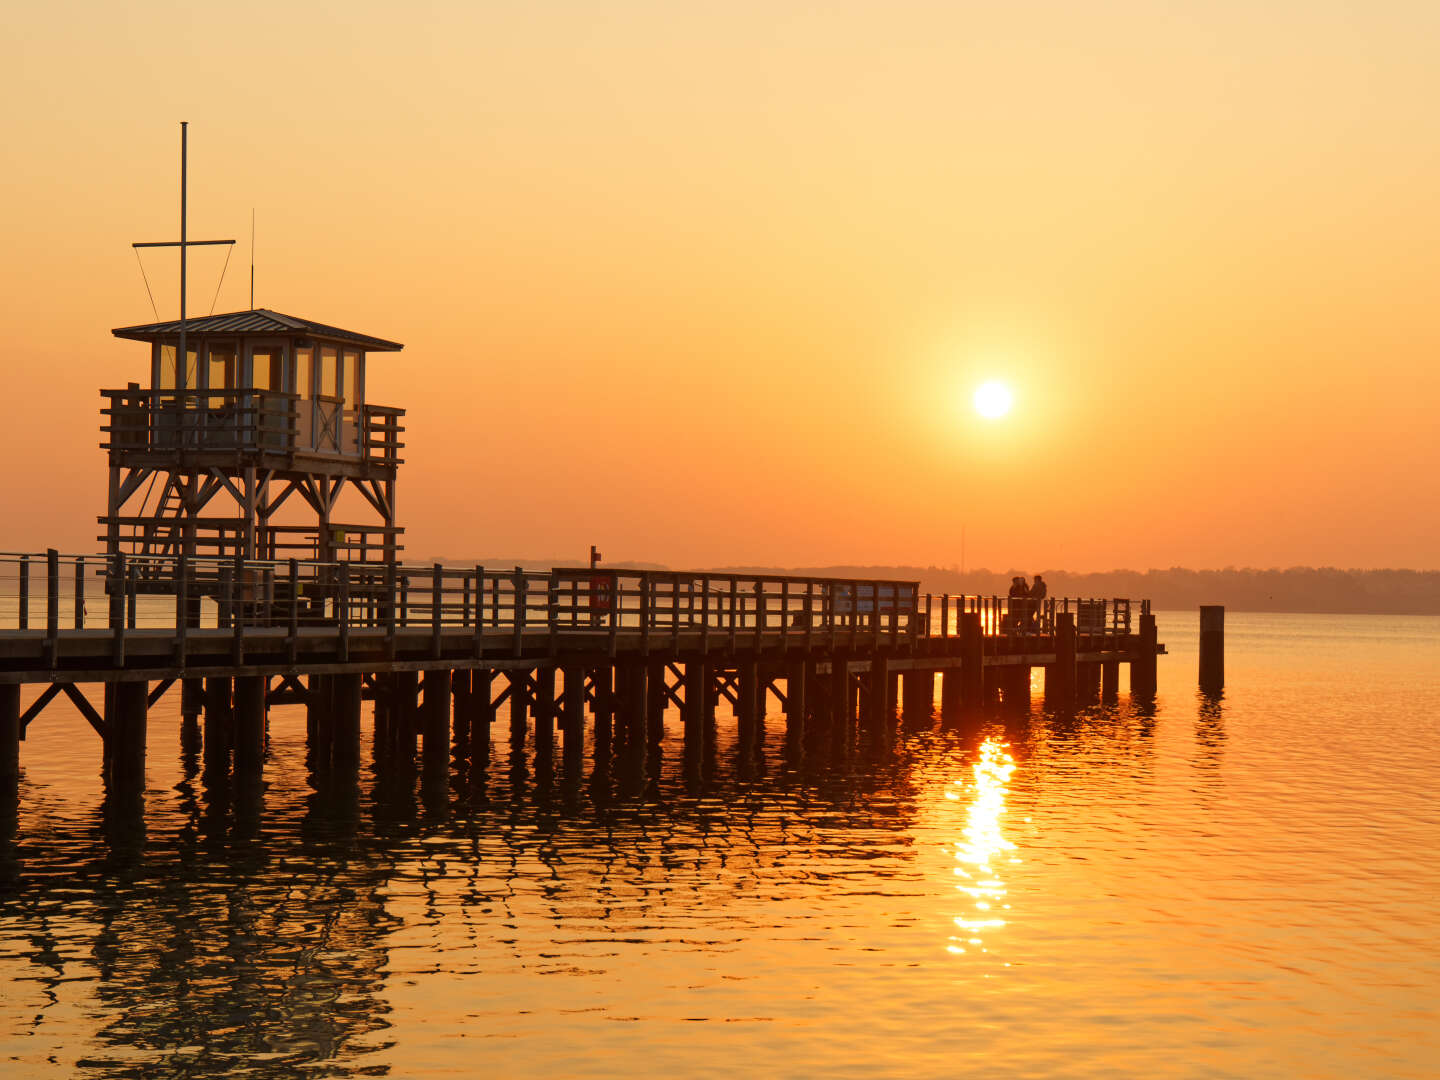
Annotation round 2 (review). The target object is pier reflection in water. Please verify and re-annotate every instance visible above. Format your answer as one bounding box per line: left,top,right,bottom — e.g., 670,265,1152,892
3,612,1439,1079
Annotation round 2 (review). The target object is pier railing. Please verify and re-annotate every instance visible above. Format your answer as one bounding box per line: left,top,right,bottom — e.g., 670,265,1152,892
0,552,1138,648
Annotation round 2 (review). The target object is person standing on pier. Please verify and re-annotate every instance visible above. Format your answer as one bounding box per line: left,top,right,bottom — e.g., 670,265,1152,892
1029,574,1047,629
1008,576,1031,631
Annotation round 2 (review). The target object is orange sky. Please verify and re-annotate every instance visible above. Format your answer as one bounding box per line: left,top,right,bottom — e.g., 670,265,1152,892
3,2,1438,570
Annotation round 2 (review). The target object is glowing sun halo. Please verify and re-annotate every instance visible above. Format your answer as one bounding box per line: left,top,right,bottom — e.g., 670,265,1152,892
973,381,1014,419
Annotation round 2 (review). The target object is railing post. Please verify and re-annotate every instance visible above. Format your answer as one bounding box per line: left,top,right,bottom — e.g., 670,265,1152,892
473,564,485,659
18,555,29,631
512,567,526,657
74,556,86,630
941,594,950,639
804,580,814,651
288,558,300,665
781,580,790,648
700,577,711,655
430,562,443,659
728,577,738,652
231,553,245,664
44,549,59,668
639,572,652,655
753,581,764,650
338,561,351,663
548,570,559,655
174,553,189,667
110,552,127,666
127,565,138,629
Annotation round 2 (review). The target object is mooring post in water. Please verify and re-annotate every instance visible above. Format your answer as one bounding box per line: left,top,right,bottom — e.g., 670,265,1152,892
1133,608,1158,698
1199,605,1224,693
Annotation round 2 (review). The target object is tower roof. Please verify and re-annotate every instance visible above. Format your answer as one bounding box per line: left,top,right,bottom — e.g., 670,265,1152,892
111,308,403,351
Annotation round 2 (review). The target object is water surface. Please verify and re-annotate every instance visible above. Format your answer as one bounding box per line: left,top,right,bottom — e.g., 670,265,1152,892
2,613,1437,1078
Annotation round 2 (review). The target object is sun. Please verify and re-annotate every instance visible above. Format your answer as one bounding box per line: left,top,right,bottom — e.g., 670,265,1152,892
973,380,1014,419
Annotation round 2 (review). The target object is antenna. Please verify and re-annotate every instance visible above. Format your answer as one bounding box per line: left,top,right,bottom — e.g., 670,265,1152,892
250,207,255,309
131,122,234,389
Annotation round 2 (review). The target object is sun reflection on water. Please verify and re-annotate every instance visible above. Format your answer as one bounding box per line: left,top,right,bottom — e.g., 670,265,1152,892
946,737,1017,958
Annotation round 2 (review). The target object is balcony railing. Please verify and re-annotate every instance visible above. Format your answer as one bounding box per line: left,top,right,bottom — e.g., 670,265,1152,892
101,389,403,466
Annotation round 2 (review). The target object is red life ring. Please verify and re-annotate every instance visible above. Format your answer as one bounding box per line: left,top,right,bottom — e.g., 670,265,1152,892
589,573,614,611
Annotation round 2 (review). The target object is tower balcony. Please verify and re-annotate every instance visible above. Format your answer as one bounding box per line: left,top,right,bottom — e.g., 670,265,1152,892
101,388,404,473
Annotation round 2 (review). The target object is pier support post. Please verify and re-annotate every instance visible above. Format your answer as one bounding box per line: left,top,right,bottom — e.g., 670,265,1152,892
233,675,266,775
1101,660,1120,703
110,680,148,792
1047,613,1077,710
592,666,613,776
205,676,233,773
867,656,891,749
736,658,760,763
1077,662,1101,705
618,661,647,787
509,671,529,749
940,667,962,719
646,661,667,746
451,671,471,751
0,684,18,800
903,670,933,722
1199,605,1224,694
683,660,707,769
471,670,494,769
785,662,807,757
562,666,585,778
332,673,362,767
534,666,557,775
1132,610,1158,699
421,669,451,774
960,614,984,707
828,656,851,760
394,670,419,767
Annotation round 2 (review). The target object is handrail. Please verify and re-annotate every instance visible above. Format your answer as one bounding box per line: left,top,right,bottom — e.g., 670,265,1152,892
0,550,1143,643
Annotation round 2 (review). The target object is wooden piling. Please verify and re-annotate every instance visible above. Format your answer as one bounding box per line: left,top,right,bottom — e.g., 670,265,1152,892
471,669,494,768
1199,605,1224,693
868,655,891,748
646,660,666,745
1101,660,1120,702
332,673,363,766
1,684,21,796
940,668,962,718
205,676,233,773
233,675,266,774
534,666,557,773
110,680,147,792
561,665,585,776
394,670,419,766
508,671,529,747
1133,610,1159,698
1077,662,1101,705
1047,612,1077,709
960,613,984,707
737,658,760,761
903,669,933,721
421,669,451,773
683,660,707,763
785,661,807,755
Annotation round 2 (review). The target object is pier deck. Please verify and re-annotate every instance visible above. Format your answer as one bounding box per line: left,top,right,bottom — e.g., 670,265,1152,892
0,552,1164,803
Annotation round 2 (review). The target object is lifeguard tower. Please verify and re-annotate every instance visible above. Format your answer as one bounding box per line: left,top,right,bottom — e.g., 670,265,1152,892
100,310,405,572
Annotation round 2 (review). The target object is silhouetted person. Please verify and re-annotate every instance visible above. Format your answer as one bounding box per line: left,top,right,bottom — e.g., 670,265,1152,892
1028,574,1047,629
1008,576,1030,631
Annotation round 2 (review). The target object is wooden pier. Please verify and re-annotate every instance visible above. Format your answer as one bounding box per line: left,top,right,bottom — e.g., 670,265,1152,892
0,551,1164,807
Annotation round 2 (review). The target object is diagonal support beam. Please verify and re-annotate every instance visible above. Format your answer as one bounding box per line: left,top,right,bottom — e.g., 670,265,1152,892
60,684,110,741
